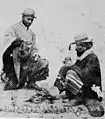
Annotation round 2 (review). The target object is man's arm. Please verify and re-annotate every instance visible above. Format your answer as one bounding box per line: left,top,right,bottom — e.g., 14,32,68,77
31,32,39,59
3,25,17,53
32,32,38,51
70,54,100,79
4,26,17,44
81,55,100,78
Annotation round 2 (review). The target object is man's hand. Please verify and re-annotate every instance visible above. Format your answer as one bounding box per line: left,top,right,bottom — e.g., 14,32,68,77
91,84,104,99
34,54,40,62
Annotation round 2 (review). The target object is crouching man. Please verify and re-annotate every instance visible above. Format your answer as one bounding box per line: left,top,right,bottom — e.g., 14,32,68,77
54,33,104,117
1,38,49,91
1,8,49,91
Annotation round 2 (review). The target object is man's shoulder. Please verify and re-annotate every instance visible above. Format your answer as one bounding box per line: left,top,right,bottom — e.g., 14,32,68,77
6,22,20,31
86,52,99,62
88,52,98,58
12,22,22,29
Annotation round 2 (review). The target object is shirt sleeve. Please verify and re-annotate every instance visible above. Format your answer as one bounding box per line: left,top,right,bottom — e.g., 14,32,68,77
31,32,39,56
32,33,38,50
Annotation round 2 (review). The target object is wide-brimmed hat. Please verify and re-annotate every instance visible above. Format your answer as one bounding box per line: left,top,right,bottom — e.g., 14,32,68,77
21,8,37,18
72,33,93,44
69,33,93,50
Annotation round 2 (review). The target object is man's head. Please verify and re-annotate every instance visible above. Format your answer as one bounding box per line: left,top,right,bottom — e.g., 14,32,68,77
69,33,93,57
21,8,36,28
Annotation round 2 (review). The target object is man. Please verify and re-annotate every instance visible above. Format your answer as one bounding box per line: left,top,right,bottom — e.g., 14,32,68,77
54,33,104,117
2,8,49,91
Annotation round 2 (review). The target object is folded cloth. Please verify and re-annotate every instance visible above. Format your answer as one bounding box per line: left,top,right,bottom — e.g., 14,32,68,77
65,70,83,95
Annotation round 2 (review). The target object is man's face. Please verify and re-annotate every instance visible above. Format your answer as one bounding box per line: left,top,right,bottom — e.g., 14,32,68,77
22,15,34,28
75,42,87,57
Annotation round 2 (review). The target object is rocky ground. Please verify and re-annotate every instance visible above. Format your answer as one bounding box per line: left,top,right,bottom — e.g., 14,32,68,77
0,83,104,119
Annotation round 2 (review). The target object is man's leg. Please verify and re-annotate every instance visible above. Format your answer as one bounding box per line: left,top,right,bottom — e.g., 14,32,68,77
64,70,83,106
84,98,104,117
2,51,18,90
13,50,21,82
82,86,104,117
26,58,49,91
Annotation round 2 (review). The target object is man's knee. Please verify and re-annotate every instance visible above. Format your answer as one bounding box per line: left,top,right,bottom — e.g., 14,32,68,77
84,99,104,117
65,70,83,95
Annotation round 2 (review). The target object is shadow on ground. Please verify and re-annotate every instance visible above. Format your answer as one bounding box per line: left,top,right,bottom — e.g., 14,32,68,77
0,82,104,119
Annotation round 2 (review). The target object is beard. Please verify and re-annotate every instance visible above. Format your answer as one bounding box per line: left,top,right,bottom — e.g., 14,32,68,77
76,49,85,57
22,20,31,28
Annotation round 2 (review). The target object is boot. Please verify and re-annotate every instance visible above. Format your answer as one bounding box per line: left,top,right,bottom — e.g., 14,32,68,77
4,74,18,91
84,98,104,117
4,79,17,91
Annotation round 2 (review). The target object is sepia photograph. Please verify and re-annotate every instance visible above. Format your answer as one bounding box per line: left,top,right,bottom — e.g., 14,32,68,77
0,0,105,118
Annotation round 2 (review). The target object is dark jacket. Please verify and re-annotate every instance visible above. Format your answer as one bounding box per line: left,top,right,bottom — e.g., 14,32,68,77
70,53,102,90
2,44,15,75
2,40,23,75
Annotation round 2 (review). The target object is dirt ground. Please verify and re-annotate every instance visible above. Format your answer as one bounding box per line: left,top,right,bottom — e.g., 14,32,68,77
0,82,104,119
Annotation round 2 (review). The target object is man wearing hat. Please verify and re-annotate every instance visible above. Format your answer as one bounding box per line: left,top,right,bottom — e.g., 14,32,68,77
2,8,49,91
55,33,104,117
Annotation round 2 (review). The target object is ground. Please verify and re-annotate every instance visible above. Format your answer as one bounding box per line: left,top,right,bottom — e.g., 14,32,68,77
0,82,104,119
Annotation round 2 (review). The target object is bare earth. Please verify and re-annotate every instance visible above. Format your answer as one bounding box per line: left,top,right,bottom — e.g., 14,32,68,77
0,82,104,119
